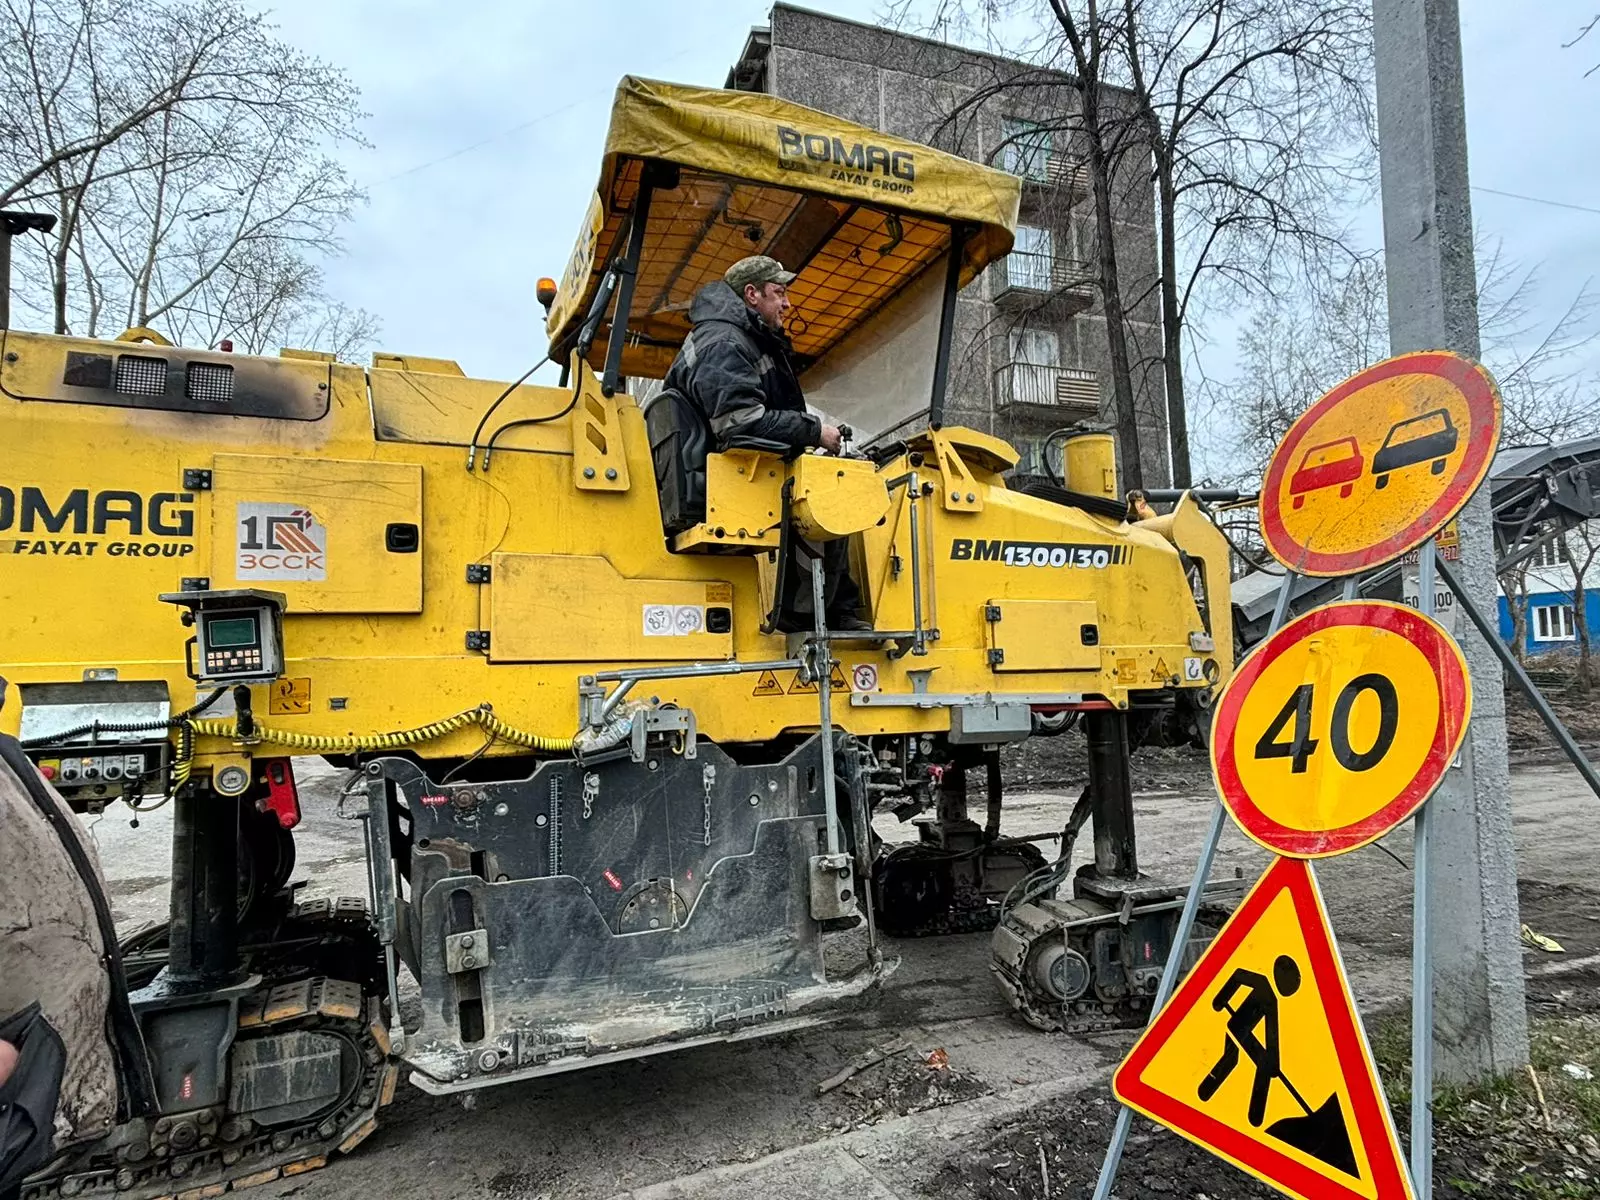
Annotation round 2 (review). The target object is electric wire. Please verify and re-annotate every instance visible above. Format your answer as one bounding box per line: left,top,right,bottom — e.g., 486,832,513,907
21,688,227,749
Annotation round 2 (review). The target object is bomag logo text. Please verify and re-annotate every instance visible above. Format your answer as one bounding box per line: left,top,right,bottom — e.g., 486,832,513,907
1,486,195,558
777,126,916,193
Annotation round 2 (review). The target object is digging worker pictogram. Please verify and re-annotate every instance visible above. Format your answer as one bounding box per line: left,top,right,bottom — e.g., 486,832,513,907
1198,954,1302,1126
1196,952,1359,1177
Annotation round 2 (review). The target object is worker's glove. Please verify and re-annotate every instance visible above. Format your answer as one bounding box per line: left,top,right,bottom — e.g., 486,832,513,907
0,1003,65,1196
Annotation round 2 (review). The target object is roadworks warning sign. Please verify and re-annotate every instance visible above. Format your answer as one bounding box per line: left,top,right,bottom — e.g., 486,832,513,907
1113,857,1413,1200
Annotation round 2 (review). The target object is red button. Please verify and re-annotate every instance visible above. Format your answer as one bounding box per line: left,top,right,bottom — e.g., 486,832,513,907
38,764,56,780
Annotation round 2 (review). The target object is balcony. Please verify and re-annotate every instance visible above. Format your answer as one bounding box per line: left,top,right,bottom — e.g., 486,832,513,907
994,363,1101,419
1003,148,1089,198
1031,159,1089,202
993,252,1096,312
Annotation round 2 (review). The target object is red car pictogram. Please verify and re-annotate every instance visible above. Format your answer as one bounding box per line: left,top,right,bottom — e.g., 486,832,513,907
1288,437,1364,509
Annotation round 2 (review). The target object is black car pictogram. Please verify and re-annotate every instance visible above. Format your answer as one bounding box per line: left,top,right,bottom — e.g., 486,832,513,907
1372,408,1458,489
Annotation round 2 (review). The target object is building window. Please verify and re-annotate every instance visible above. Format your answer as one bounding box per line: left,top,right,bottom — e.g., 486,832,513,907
1008,225,1054,290
1014,438,1047,475
1006,328,1060,406
1001,118,1052,181
1532,538,1572,569
1010,327,1059,366
1533,603,1576,642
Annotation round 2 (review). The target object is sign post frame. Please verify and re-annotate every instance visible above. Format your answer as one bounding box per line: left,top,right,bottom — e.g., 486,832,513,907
1090,572,1301,1200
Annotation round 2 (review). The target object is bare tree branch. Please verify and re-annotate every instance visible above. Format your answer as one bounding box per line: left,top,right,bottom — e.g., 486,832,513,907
2,0,374,356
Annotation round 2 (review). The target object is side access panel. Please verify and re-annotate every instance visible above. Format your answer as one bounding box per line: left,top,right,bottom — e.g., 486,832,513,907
985,598,1101,671
207,455,423,613
488,553,733,662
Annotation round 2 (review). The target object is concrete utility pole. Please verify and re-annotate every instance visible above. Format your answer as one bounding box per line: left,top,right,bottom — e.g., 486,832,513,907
1372,0,1529,1082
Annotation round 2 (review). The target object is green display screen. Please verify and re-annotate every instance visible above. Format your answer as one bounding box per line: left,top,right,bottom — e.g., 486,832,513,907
207,617,258,648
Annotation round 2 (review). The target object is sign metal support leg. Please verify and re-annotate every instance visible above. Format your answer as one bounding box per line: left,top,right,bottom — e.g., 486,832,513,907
1412,542,1439,1195
1090,571,1299,1200
1437,555,1600,801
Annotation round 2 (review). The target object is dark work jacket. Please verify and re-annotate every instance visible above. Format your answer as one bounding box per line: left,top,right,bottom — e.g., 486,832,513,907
662,282,821,453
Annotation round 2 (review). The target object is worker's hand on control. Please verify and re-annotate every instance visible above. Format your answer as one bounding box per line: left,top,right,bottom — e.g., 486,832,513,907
0,1037,18,1086
819,424,843,454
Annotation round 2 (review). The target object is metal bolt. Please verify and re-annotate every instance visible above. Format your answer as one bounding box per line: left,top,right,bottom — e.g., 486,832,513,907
966,492,976,502
768,780,779,792
4,352,17,363
113,1168,134,1191
272,1133,291,1152
494,802,509,816
951,491,960,501
583,466,596,479
461,934,474,948
462,954,476,968
478,1049,500,1071
170,1159,190,1178
605,467,618,480
749,793,760,805
535,812,547,826
365,762,382,776
648,759,659,771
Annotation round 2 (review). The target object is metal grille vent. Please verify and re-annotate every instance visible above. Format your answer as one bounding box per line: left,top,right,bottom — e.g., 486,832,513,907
186,361,234,404
114,354,168,397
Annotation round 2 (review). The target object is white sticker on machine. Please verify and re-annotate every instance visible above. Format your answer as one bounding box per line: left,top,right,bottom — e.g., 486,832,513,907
643,604,706,636
236,502,326,581
852,663,879,692
1183,656,1203,681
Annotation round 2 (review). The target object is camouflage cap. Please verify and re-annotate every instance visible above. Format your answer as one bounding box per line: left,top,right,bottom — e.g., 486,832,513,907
724,255,796,291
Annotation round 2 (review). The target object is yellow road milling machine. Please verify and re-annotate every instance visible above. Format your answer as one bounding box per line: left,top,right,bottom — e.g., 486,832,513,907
0,78,1233,1198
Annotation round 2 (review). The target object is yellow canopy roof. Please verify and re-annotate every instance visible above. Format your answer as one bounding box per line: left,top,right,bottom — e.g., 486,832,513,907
546,76,1021,380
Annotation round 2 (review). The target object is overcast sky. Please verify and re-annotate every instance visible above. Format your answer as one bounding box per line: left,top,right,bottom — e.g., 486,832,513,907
263,0,1600,402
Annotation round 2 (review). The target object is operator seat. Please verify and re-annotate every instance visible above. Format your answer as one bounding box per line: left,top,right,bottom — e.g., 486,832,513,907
642,385,789,545
643,385,710,537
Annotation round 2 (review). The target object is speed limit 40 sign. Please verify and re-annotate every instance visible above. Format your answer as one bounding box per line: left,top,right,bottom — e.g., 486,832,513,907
1211,601,1471,858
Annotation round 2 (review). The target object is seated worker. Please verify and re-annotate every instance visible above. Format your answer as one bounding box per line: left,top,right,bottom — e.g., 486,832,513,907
663,255,870,632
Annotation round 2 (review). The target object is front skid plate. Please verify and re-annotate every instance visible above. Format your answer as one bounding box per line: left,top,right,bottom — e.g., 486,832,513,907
405,961,895,1094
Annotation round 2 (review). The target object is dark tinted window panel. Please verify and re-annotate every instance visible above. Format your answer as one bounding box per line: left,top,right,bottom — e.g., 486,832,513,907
114,354,168,396
62,352,114,388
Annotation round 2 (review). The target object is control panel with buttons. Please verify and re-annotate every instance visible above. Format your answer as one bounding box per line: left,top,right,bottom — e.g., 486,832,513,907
162,589,286,684
29,741,170,813
200,611,273,677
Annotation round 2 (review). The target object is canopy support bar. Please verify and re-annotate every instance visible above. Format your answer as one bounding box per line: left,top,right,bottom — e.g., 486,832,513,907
602,172,660,398
927,224,968,428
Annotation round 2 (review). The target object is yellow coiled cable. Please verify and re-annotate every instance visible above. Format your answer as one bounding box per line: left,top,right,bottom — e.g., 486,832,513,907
184,705,574,756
